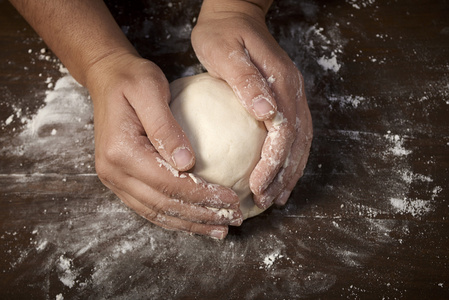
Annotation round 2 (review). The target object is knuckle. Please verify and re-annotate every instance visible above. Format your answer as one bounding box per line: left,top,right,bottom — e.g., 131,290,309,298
147,70,170,91
235,72,261,93
152,201,165,217
149,118,181,155
95,153,113,182
102,142,125,166
94,158,109,182
283,121,296,140
156,182,172,198
141,206,158,222
95,142,127,181
150,116,173,141
187,223,198,234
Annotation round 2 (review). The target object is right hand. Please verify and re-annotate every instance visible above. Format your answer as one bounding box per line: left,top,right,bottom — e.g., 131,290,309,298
191,1,313,210
85,51,243,239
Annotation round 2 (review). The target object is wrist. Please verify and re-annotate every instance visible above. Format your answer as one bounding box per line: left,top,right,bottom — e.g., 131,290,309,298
84,49,140,97
240,0,273,14
200,0,273,19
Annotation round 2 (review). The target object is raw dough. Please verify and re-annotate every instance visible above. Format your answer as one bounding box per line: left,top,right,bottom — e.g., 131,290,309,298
169,73,267,219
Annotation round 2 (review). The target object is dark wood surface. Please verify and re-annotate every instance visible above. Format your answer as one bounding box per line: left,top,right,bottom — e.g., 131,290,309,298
1,0,448,299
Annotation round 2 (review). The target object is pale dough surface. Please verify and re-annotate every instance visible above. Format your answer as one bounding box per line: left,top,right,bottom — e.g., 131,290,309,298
170,73,267,219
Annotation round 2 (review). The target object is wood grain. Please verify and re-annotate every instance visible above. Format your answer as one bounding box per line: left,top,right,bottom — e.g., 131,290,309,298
1,0,448,299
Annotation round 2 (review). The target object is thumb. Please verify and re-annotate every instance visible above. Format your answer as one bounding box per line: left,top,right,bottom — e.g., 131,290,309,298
126,65,195,171
206,47,277,121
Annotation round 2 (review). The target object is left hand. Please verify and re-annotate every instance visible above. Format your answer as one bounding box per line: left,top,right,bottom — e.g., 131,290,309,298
192,0,313,209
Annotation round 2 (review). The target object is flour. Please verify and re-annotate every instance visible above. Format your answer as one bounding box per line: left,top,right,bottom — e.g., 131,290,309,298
188,172,203,184
317,53,341,72
389,198,433,218
0,68,95,174
36,239,49,252
328,95,366,108
335,249,366,267
1,104,25,129
346,0,376,10
5,114,14,125
57,255,78,288
384,132,412,156
401,171,433,185
261,249,284,269
431,186,443,201
55,294,64,300
2,1,446,299
309,126,440,270
206,207,234,220
155,156,181,177
24,75,91,137
380,132,441,219
304,25,344,74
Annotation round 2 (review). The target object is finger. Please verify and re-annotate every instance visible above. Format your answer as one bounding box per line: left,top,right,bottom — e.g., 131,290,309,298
249,111,295,198
254,124,306,208
254,86,313,208
274,105,313,206
273,140,311,206
197,42,277,121
122,171,243,225
249,67,308,202
113,177,242,226
96,123,240,210
116,189,230,239
252,141,295,209
124,61,195,171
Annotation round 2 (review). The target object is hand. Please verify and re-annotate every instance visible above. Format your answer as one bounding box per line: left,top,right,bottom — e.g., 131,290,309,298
192,1,313,209
85,51,243,239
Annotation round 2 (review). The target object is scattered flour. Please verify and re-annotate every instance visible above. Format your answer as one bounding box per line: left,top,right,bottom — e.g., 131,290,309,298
389,198,433,218
384,132,412,156
24,75,92,137
57,255,78,288
328,95,365,108
1,104,26,129
36,239,49,252
431,186,442,201
5,114,14,125
0,71,95,174
55,294,64,300
317,52,341,72
304,25,345,73
262,249,284,269
334,249,366,267
401,171,433,185
2,2,445,299
346,0,376,10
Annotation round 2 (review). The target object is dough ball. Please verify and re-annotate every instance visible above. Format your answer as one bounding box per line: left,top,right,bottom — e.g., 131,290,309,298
169,73,267,219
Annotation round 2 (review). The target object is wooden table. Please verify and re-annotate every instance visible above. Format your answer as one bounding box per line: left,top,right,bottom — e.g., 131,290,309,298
1,0,448,298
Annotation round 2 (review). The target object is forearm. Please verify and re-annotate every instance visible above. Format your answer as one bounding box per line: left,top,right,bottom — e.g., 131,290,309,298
9,0,137,87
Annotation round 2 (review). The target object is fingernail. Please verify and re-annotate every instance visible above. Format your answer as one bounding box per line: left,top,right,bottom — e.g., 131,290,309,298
210,229,226,240
258,181,270,195
172,147,193,170
260,196,273,210
230,217,243,226
276,190,291,206
253,96,275,119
